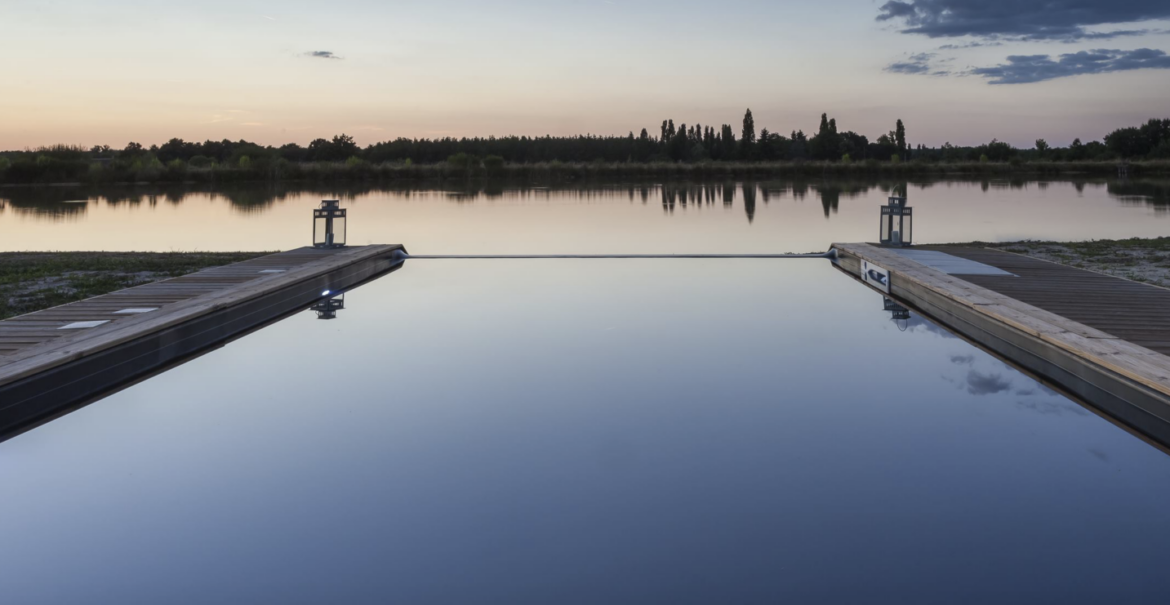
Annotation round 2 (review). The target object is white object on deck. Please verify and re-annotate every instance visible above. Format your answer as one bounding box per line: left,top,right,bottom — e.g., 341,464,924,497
888,249,1016,276
113,308,159,314
58,320,111,330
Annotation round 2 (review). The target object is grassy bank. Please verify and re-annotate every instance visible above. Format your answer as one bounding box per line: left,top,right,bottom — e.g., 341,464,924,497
0,252,268,320
962,238,1170,287
3,158,1168,186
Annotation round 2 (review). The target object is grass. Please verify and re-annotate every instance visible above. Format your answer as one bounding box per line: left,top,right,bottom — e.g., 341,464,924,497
0,252,268,319
956,237,1170,287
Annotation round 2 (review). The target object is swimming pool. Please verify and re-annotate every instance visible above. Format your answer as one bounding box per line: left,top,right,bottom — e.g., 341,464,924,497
2,259,1168,603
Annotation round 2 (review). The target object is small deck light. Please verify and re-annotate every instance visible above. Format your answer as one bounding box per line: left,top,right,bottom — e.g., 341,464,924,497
879,196,912,247
310,293,345,320
313,200,347,248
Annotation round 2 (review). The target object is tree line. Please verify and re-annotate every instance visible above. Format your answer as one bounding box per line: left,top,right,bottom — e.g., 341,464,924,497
1,113,1167,184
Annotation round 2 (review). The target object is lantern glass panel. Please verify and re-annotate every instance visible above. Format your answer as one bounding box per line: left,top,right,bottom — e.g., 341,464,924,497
890,214,904,245
332,214,347,246
880,209,892,244
314,214,329,247
903,210,912,245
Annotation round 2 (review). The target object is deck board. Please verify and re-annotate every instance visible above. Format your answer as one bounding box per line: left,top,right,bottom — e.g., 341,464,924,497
921,246,1170,358
0,245,402,374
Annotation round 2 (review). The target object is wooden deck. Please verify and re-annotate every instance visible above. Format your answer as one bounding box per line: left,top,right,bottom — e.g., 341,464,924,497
833,242,1170,448
0,245,405,440
921,246,1170,357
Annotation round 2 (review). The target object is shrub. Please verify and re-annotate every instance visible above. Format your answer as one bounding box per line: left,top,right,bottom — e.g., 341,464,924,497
0,157,9,171
447,152,479,170
188,155,211,168
483,155,505,171
841,153,852,164
238,156,251,169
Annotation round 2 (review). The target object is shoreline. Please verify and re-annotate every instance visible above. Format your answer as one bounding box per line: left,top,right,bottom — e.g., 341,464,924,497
2,159,1168,188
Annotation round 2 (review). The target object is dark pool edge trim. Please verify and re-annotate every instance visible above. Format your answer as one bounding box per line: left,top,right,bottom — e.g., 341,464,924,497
833,243,1170,449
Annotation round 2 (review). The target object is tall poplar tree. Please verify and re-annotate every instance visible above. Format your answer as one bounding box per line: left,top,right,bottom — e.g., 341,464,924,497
740,109,756,159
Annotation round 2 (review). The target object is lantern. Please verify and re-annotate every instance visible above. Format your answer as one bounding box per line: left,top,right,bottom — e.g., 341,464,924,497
310,292,345,320
313,200,347,248
879,196,912,247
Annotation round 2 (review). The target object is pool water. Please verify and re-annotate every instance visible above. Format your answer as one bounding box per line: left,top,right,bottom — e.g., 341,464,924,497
2,260,1168,603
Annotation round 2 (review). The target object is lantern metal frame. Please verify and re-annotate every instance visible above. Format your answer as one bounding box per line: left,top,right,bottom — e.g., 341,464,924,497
313,200,347,249
879,196,912,247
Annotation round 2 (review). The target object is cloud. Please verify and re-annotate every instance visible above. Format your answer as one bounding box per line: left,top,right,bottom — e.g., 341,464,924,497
887,52,935,74
938,41,1002,50
965,370,1013,395
970,48,1170,83
305,51,342,60
886,52,951,76
876,0,1170,41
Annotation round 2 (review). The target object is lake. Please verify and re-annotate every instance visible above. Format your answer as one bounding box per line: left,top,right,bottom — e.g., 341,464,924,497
2,179,1170,603
2,178,1169,253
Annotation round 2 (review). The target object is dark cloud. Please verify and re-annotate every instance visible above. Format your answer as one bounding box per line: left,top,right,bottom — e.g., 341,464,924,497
886,52,950,75
876,0,1170,41
305,51,342,60
965,370,1013,395
886,52,934,74
938,41,1002,50
949,354,975,365
970,48,1170,83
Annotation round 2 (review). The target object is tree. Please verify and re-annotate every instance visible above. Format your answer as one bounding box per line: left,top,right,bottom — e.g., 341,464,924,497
122,142,145,157
740,109,755,160
720,124,737,160
895,119,906,153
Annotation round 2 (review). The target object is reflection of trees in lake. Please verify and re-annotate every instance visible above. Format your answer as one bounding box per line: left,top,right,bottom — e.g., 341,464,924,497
1108,180,1170,211
6,178,1163,226
0,186,93,219
811,182,869,218
742,182,757,223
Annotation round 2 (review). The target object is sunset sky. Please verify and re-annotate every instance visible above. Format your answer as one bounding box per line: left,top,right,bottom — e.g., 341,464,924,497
3,0,1169,149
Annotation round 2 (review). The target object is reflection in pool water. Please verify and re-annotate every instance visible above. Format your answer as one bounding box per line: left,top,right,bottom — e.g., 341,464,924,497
1,260,1168,603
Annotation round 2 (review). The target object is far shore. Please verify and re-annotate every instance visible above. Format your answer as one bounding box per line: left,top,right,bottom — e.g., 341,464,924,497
2,159,1168,188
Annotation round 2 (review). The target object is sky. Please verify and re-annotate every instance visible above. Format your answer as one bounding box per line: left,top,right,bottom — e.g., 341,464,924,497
2,0,1169,149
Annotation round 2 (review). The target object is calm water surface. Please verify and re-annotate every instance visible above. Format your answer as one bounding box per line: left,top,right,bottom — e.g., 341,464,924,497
2,179,1169,252
2,260,1169,603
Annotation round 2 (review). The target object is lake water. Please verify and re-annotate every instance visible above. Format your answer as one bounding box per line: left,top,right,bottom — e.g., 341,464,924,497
2,178,1169,253
3,180,1170,602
